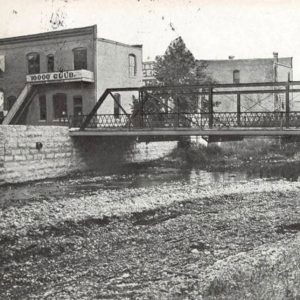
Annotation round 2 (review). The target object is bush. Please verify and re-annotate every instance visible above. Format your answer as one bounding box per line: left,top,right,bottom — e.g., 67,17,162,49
170,142,223,166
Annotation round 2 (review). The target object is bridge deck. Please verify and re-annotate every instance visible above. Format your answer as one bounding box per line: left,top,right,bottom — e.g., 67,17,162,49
69,127,300,137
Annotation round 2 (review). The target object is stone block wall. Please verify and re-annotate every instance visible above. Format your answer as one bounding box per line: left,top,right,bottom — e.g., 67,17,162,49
126,141,177,163
0,125,88,183
0,125,178,184
0,129,5,185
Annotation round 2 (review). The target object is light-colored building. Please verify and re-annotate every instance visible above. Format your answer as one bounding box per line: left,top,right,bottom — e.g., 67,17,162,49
198,53,293,112
0,25,143,124
142,53,294,112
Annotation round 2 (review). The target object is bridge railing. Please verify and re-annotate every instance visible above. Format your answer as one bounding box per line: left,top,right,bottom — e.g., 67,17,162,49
69,111,300,129
73,80,300,131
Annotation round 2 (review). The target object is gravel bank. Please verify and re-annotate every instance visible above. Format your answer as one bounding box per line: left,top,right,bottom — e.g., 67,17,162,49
1,177,300,299
1,178,300,238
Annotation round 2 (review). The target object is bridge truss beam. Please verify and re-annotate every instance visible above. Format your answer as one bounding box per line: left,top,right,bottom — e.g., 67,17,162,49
73,80,300,135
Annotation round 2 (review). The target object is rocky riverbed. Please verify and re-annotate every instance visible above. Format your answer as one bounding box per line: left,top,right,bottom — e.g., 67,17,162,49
0,167,300,299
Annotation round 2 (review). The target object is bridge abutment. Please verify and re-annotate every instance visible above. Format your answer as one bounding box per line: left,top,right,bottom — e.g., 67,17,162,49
0,125,177,184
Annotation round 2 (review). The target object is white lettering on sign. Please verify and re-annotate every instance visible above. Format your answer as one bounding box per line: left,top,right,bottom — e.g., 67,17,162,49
26,70,94,84
27,71,78,82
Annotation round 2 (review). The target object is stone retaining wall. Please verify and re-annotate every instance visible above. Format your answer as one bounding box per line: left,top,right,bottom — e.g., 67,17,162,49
0,125,177,184
0,126,86,183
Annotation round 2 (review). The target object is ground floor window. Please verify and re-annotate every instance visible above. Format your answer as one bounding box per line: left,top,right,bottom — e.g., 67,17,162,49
113,93,121,118
0,91,4,121
7,96,16,111
73,96,83,116
39,95,47,121
53,93,67,119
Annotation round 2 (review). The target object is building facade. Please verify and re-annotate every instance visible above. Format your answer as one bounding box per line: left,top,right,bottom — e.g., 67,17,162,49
0,25,143,124
142,53,294,112
197,53,293,112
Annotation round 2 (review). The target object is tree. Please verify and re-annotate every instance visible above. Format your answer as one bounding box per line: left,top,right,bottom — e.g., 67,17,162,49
131,37,216,132
154,36,209,86
152,36,215,113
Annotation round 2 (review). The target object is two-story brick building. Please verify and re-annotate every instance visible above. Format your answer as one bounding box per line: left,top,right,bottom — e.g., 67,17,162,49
0,25,142,124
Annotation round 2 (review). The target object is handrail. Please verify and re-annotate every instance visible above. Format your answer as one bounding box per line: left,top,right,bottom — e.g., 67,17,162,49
79,80,300,130
70,111,300,130
2,83,32,125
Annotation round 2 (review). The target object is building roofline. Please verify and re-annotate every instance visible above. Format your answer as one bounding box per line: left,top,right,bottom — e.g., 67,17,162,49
0,25,143,49
97,37,142,48
0,25,97,45
197,57,293,63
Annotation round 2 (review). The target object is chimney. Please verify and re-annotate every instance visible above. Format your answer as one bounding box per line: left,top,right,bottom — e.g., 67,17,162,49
273,52,279,62
228,56,235,60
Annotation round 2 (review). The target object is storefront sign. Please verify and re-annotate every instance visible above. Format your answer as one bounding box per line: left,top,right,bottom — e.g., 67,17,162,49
26,70,94,83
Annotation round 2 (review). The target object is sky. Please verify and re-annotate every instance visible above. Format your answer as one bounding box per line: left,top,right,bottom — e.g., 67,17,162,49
0,0,300,77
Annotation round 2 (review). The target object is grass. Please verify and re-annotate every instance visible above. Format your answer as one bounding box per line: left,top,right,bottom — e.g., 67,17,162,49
202,235,300,299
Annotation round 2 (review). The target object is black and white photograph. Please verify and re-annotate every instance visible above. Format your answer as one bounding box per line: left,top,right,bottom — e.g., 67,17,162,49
0,0,300,299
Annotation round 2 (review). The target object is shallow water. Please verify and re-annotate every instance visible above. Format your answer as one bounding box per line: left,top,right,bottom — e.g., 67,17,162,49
1,161,300,208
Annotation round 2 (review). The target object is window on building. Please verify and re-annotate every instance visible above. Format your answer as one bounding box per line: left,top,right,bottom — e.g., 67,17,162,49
73,48,87,70
73,96,83,116
7,95,16,111
0,91,3,122
53,93,67,119
39,95,47,121
0,55,5,78
47,54,54,72
113,93,121,118
129,54,137,77
27,52,40,74
233,70,240,84
0,91,4,111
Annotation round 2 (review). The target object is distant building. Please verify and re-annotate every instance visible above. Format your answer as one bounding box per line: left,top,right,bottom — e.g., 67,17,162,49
0,25,143,125
197,53,293,112
142,53,294,111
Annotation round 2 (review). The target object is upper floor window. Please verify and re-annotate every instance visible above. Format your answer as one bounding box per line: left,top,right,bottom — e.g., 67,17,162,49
129,54,137,77
0,55,5,78
47,54,54,72
27,52,40,74
73,48,87,70
233,70,240,84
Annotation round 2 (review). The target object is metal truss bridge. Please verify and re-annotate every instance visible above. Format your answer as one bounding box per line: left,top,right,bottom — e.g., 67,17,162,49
69,81,300,138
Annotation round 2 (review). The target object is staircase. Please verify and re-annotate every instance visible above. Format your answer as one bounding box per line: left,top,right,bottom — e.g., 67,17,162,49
2,83,36,125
